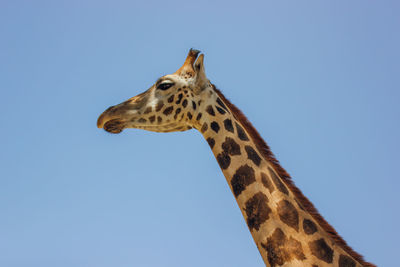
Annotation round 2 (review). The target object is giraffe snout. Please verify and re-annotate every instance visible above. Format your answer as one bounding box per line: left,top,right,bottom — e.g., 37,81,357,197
97,100,141,133
97,107,127,134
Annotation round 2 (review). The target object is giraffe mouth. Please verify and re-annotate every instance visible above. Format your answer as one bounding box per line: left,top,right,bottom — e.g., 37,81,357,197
103,119,127,134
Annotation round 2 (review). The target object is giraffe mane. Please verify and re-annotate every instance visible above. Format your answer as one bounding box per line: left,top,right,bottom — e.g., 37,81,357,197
213,85,376,267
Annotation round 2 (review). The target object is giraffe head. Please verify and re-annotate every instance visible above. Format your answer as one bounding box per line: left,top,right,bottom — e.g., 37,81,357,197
97,49,212,133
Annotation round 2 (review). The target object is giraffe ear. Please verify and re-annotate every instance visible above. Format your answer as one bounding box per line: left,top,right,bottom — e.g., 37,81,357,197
194,54,209,93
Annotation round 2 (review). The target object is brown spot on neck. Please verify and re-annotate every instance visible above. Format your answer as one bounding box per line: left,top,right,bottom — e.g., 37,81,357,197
210,121,220,133
217,152,230,170
223,118,234,133
206,137,215,149
309,238,334,263
261,228,306,267
277,200,299,232
235,122,249,141
222,137,241,156
206,105,215,116
215,106,226,114
231,164,256,197
244,192,271,231
303,219,318,235
260,172,275,193
245,145,261,166
268,167,288,195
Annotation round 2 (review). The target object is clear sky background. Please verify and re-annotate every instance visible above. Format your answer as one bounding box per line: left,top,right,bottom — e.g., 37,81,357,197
0,1,399,266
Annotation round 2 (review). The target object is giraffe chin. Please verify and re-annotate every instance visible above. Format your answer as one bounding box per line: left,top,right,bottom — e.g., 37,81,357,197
103,119,126,134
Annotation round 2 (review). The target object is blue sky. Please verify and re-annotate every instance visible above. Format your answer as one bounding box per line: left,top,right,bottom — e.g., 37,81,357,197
0,1,399,266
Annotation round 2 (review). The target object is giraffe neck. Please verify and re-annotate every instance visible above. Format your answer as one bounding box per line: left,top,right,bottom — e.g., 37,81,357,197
193,88,367,267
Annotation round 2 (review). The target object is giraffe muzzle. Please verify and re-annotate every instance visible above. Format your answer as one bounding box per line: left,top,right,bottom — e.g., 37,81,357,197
97,91,150,133
97,105,128,134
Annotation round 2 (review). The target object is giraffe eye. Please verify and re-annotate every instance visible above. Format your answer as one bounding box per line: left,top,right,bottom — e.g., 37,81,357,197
157,82,174,91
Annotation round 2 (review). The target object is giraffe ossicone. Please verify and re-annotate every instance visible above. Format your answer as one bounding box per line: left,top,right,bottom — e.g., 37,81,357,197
97,49,375,267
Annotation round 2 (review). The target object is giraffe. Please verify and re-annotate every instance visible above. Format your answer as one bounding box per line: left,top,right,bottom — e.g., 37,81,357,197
97,49,375,267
